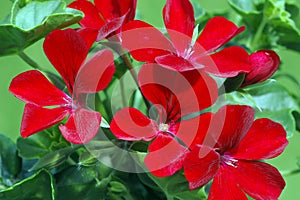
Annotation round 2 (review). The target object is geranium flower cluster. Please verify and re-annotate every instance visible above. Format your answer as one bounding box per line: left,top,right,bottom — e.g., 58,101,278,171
9,0,288,199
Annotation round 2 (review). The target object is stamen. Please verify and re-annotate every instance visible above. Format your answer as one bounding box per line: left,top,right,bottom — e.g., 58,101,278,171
221,155,238,168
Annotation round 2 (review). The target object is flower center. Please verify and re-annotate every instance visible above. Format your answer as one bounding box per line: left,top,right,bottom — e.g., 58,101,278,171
158,123,169,132
181,44,194,59
221,154,238,168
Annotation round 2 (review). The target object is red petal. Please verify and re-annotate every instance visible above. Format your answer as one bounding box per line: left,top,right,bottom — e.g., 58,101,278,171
77,28,98,49
155,54,196,72
74,49,115,94
9,70,70,107
177,112,214,148
197,16,245,52
138,64,181,121
204,46,251,78
60,108,101,144
110,108,157,141
97,13,127,41
139,64,218,120
44,29,89,94
68,0,105,29
145,133,189,177
122,20,174,62
208,166,247,200
180,70,218,112
235,161,285,200
183,145,220,190
94,0,136,23
163,0,195,54
243,50,280,87
210,105,254,152
228,118,288,160
21,104,69,138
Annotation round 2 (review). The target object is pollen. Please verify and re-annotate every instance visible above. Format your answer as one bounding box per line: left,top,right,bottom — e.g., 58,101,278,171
159,123,169,132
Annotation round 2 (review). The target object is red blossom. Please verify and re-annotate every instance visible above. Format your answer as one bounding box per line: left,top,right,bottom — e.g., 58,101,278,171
9,29,115,144
242,50,280,87
121,0,251,77
183,105,288,199
110,64,218,177
68,0,137,42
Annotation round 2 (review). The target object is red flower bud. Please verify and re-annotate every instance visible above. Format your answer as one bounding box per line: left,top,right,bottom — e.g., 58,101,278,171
242,50,280,87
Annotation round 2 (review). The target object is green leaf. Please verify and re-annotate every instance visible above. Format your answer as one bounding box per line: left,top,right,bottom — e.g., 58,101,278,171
264,0,300,51
0,0,83,56
55,165,107,200
227,0,263,29
17,125,70,159
147,172,207,200
29,146,78,171
0,134,21,176
226,80,300,137
134,152,207,199
0,170,55,200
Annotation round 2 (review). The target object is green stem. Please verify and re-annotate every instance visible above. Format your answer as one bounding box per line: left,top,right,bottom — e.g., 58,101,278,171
18,51,44,70
250,18,267,51
120,77,127,107
281,168,300,176
118,50,151,110
120,53,139,84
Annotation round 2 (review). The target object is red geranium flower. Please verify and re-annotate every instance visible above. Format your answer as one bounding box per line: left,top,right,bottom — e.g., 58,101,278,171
110,64,218,177
9,29,115,144
183,105,288,199
68,0,137,41
121,0,251,77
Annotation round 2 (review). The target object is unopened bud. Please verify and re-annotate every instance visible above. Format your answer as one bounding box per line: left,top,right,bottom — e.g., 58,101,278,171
242,50,280,87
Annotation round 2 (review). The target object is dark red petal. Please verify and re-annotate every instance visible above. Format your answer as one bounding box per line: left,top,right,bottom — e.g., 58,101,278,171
145,133,189,177
9,70,70,107
183,145,220,190
139,64,218,120
74,49,115,94
77,28,98,49
228,118,288,160
60,108,101,144
177,112,214,148
163,0,195,54
121,20,174,62
180,70,218,112
138,64,181,121
235,161,285,200
197,16,245,52
68,0,105,29
208,166,247,200
94,0,136,23
243,50,280,87
110,107,157,141
155,54,196,72
204,46,251,78
44,29,89,94
210,105,254,152
21,104,69,138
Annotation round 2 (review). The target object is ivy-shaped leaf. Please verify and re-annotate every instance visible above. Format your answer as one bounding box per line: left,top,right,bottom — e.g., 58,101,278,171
0,0,83,56
0,169,55,200
17,125,70,159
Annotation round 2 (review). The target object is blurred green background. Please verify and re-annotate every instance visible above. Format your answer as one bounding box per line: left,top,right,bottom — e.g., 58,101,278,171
0,0,300,199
